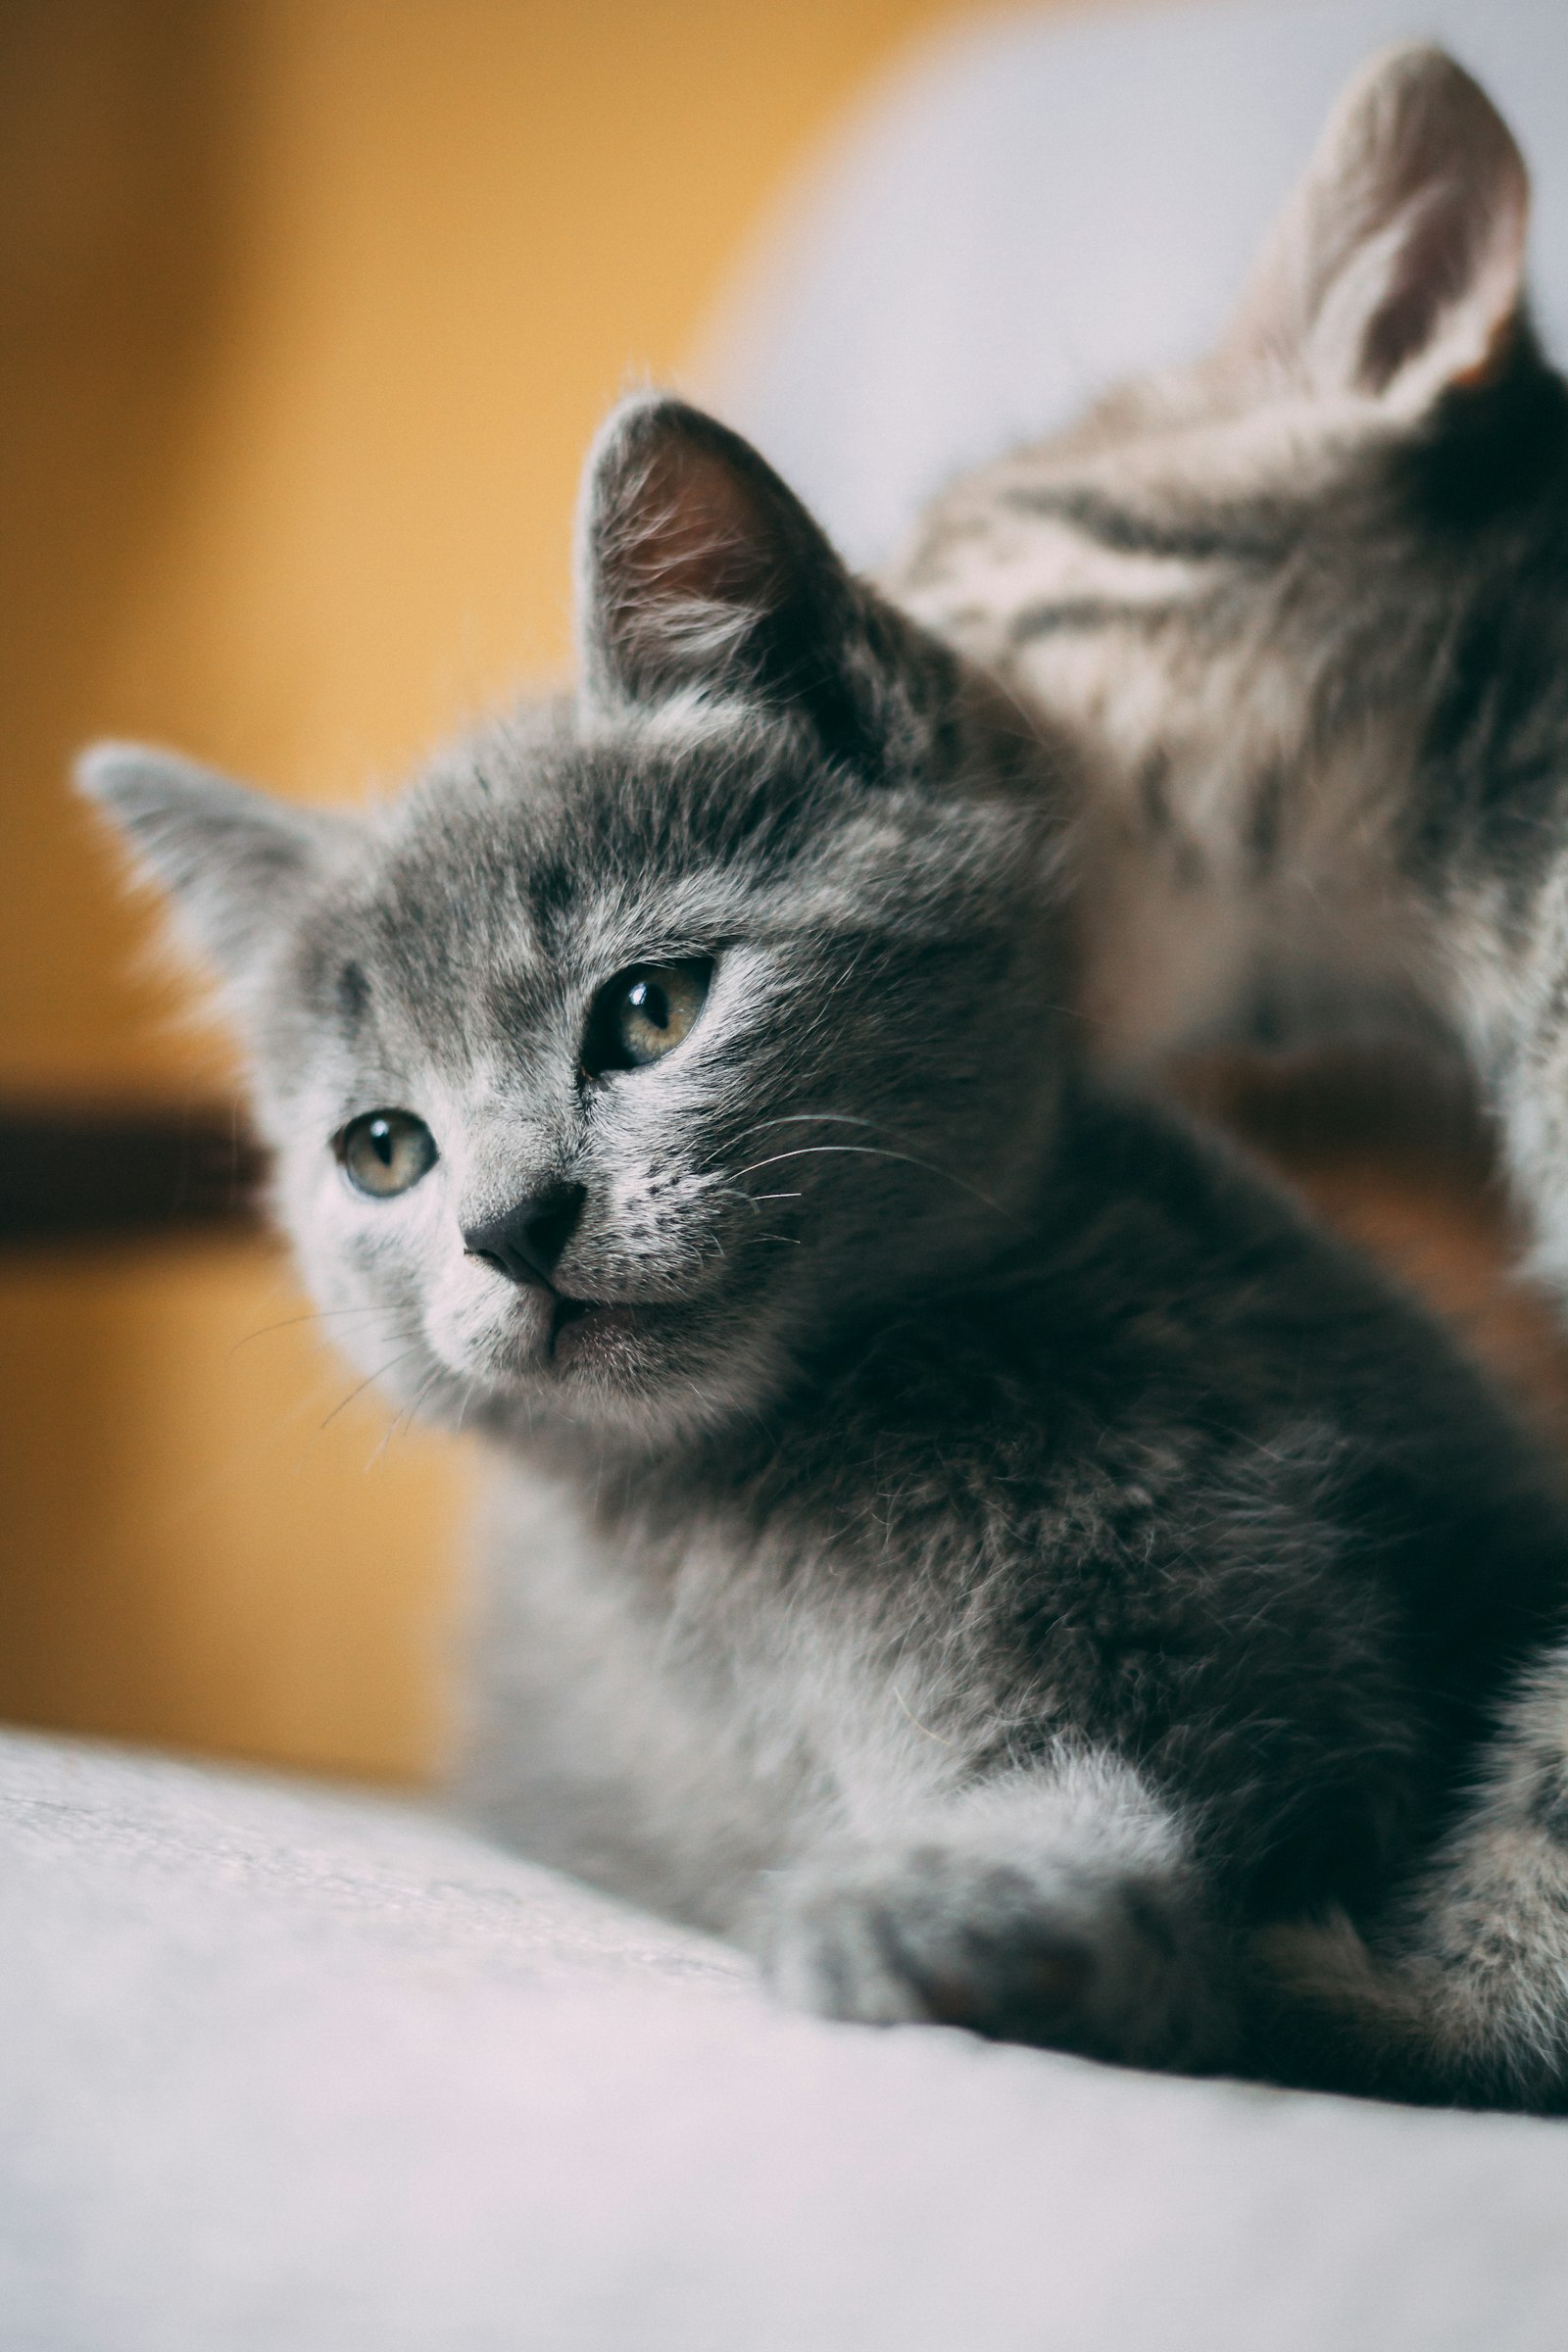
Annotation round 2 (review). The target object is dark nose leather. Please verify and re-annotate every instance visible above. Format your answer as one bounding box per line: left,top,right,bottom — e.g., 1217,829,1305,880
463,1181,585,1288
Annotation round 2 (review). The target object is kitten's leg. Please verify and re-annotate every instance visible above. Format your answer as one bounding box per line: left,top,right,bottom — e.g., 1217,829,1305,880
1261,1643,1568,2111
758,1749,1238,2073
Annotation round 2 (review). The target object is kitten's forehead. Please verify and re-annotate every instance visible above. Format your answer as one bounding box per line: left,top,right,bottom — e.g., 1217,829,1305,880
299,785,652,1067
291,714,810,1057
1029,365,1380,525
311,704,1004,1006
895,364,1400,700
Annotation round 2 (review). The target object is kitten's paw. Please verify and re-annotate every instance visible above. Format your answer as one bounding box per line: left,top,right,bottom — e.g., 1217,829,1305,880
760,1841,1233,2071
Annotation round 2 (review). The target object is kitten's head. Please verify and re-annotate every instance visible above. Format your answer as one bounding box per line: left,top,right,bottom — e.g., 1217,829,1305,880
901,41,1553,971
84,401,1063,1448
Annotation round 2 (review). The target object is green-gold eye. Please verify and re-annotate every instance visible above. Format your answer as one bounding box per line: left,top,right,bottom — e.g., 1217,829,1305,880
335,1109,439,1199
585,960,711,1076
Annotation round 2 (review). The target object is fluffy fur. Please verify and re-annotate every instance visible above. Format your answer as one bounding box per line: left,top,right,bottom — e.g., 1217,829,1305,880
82,386,1568,2104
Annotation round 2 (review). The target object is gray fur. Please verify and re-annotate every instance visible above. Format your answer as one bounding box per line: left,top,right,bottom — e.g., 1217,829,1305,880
82,389,1568,2102
1262,1641,1568,2108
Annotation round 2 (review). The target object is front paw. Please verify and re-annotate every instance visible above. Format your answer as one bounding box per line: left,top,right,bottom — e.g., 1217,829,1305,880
760,1842,1230,2071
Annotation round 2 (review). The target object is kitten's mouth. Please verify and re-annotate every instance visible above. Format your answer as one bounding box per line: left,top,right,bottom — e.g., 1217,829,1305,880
550,1293,592,1348
547,1291,637,1368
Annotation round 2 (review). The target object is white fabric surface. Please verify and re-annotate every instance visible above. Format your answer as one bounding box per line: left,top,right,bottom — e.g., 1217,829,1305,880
4,1725,1568,2351
701,0,1568,568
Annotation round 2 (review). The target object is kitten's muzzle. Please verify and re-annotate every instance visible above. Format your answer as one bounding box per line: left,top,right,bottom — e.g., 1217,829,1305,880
463,1181,586,1289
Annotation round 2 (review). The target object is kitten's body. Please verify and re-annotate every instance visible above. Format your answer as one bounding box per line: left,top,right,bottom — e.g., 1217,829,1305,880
464,1072,1568,2011
86,393,1568,2104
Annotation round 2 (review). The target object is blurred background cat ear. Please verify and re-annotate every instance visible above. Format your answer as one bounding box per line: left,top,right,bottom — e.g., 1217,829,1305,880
78,743,337,986
1219,43,1530,412
574,393,877,760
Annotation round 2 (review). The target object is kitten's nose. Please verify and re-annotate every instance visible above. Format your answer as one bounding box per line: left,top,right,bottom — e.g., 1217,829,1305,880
463,1181,586,1288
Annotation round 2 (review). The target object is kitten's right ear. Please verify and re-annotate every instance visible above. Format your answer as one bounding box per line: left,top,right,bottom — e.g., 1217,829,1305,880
1221,44,1529,412
574,393,886,768
79,742,335,983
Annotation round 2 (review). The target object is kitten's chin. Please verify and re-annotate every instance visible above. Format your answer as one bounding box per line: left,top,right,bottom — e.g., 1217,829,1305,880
550,1298,638,1371
457,1292,798,1449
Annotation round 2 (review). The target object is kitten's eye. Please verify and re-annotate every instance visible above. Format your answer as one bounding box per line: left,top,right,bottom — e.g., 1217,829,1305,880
335,1109,439,1199
585,960,711,1076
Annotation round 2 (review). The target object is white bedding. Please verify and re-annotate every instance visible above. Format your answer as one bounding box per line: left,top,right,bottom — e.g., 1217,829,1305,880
4,1726,1567,2351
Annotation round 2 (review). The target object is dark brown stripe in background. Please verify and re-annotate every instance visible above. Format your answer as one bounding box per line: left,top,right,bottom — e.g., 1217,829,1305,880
0,1102,266,1245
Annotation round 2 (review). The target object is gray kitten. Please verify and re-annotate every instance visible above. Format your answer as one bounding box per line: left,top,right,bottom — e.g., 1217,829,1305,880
84,393,1568,2102
892,41,1568,2102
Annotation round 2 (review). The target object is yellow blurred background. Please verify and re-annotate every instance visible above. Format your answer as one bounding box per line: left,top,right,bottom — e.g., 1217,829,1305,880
0,0,1058,1782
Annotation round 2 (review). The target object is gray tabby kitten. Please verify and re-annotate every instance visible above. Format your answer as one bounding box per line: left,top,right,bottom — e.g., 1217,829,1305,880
894,42,1560,1242
84,394,1568,2104
892,40,1568,2104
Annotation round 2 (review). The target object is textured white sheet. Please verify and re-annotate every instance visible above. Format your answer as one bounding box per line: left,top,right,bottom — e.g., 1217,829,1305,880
4,1726,1568,2351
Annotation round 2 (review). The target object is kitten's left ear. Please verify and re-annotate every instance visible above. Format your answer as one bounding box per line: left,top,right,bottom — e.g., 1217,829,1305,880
79,742,339,984
576,394,895,770
1221,44,1529,412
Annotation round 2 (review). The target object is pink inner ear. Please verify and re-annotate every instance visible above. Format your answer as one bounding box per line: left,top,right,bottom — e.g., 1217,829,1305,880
615,440,781,620
1218,45,1529,405
1355,175,1523,395
579,397,867,732
1332,53,1530,397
